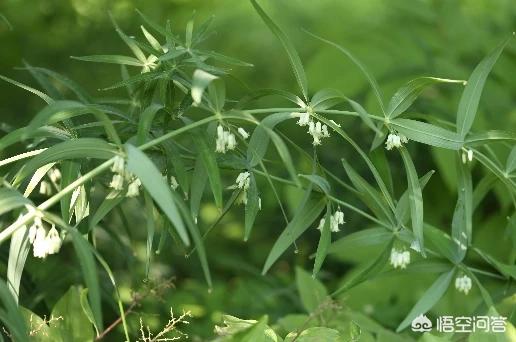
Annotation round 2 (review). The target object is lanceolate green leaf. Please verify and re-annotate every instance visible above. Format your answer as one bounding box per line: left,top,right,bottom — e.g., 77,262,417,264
0,74,53,104
305,31,385,115
190,156,208,222
399,147,425,256
295,266,328,312
329,228,393,254
262,194,326,274
14,138,116,185
456,37,511,138
0,280,29,341
453,155,473,247
244,173,260,241
71,55,143,66
143,192,156,279
0,188,31,217
88,191,124,230
346,97,382,134
299,174,330,195
396,269,455,332
251,0,308,101
333,239,394,295
387,77,465,119
390,118,463,150
395,170,434,226
464,130,516,146
342,159,395,226
313,205,331,277
125,144,190,246
316,115,396,211
197,135,223,209
506,146,516,174
7,226,30,303
136,103,164,145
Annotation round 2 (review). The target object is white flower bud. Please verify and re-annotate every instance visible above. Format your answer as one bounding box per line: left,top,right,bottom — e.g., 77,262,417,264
455,275,472,295
237,127,249,139
109,174,124,191
170,176,179,190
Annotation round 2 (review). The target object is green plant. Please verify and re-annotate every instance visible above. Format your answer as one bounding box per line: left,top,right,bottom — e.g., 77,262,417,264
0,1,515,341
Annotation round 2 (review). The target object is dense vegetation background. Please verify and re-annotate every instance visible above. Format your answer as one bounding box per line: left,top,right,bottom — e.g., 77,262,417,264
0,0,515,340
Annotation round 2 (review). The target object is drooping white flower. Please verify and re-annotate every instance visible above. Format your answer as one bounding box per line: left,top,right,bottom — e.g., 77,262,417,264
455,275,472,295
390,248,410,269
170,176,179,190
28,217,43,244
296,112,310,126
317,210,345,233
410,239,421,253
385,132,408,150
109,174,124,191
33,226,50,259
111,156,125,174
39,181,52,196
142,54,159,73
308,121,330,145
215,125,238,153
461,149,474,164
48,168,62,183
46,225,62,255
126,178,142,198
237,127,249,139
235,172,250,190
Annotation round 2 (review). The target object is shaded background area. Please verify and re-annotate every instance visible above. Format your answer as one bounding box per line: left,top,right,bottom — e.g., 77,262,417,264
1,0,516,340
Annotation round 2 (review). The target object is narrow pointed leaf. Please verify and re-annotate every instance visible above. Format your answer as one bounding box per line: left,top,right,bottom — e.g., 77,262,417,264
125,144,190,246
391,118,463,150
251,0,308,100
456,37,511,138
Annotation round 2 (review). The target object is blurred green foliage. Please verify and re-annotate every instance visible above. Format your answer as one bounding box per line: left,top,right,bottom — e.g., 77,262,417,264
1,0,515,340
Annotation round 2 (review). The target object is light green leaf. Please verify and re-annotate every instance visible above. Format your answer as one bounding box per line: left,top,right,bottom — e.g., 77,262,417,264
388,77,465,119
395,170,434,226
310,88,343,110
390,118,463,150
299,174,330,195
48,286,95,341
88,191,123,230
456,37,511,138
136,103,164,145
0,74,53,104
346,97,382,134
60,161,80,224
23,163,55,197
7,226,30,303
247,112,291,167
262,194,326,274
333,239,393,295
399,147,425,256
328,228,393,254
244,173,260,241
312,205,331,277
197,136,223,209
14,138,116,185
79,288,99,337
396,269,455,332
425,224,462,264
465,130,516,146
189,156,208,222
143,192,156,279
0,280,29,341
0,188,31,217
285,327,342,342
295,267,328,313
305,31,385,115
251,0,308,101
342,159,394,226
125,144,190,246
506,146,516,174
71,55,143,66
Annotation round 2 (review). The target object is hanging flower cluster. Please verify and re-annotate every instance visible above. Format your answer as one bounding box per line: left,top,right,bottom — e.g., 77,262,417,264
109,155,142,197
295,112,331,145
385,132,409,150
231,171,261,209
28,216,62,259
455,274,472,295
389,247,411,269
316,209,345,232
216,125,237,153
461,149,473,164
